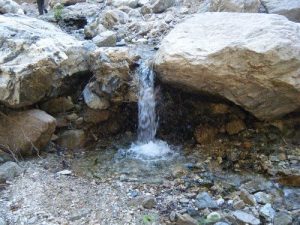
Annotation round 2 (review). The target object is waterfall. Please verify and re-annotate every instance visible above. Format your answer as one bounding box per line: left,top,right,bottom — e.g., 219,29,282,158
137,62,157,143
126,61,173,161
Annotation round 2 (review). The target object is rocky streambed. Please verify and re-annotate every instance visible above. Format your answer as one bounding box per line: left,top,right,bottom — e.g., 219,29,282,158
0,0,300,224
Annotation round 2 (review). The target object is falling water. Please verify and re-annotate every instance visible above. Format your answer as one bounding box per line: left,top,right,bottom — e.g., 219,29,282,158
137,62,157,143
126,62,173,161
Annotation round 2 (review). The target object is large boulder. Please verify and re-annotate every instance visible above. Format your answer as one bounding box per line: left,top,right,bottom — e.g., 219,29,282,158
199,0,261,13
0,109,56,155
261,0,300,23
0,14,89,108
154,13,300,121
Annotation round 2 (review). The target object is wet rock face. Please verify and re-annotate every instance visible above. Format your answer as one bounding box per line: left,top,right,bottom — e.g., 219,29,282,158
261,0,300,22
154,13,300,121
0,110,56,155
0,14,89,108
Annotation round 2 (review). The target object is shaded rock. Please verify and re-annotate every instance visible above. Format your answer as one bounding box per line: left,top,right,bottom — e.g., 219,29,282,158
40,97,75,114
83,108,110,124
232,210,260,225
60,3,101,27
240,189,256,206
274,211,293,225
0,14,89,108
195,192,218,209
259,203,275,222
90,47,139,103
261,0,300,22
92,31,117,47
142,196,156,209
83,83,110,110
0,0,24,14
154,13,300,120
226,119,246,135
151,0,174,13
0,151,12,164
199,0,260,13
210,103,230,114
0,110,56,156
194,125,217,144
0,161,22,183
56,129,85,149
176,213,198,225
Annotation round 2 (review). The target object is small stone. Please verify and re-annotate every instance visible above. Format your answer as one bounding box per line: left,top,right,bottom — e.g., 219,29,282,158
83,84,110,110
206,212,221,223
232,210,260,225
254,192,272,204
57,170,72,175
169,211,176,222
83,109,110,124
241,179,272,194
176,213,198,225
180,198,190,204
259,203,275,222
92,31,117,47
210,103,230,114
0,161,22,183
142,196,156,209
151,0,175,13
233,200,245,209
195,192,218,209
240,189,256,206
274,211,293,225
226,119,246,135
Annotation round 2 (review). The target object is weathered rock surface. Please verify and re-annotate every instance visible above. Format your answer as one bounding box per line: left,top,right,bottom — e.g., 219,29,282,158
232,210,260,225
261,0,300,22
200,0,261,13
92,31,117,47
0,14,89,108
0,110,56,155
151,0,175,13
0,161,22,182
154,13,300,120
0,0,24,14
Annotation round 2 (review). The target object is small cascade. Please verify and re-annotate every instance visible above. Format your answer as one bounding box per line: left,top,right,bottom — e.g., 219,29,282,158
126,62,174,161
137,62,157,143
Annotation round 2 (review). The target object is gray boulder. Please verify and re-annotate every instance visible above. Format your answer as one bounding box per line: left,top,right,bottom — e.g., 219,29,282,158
154,13,300,121
0,161,22,183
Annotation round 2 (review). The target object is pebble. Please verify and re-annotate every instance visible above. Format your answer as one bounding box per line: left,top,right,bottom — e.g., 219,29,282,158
259,203,275,222
176,213,198,225
57,170,72,175
254,192,272,204
0,217,6,225
142,196,156,209
232,210,260,225
195,192,218,209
